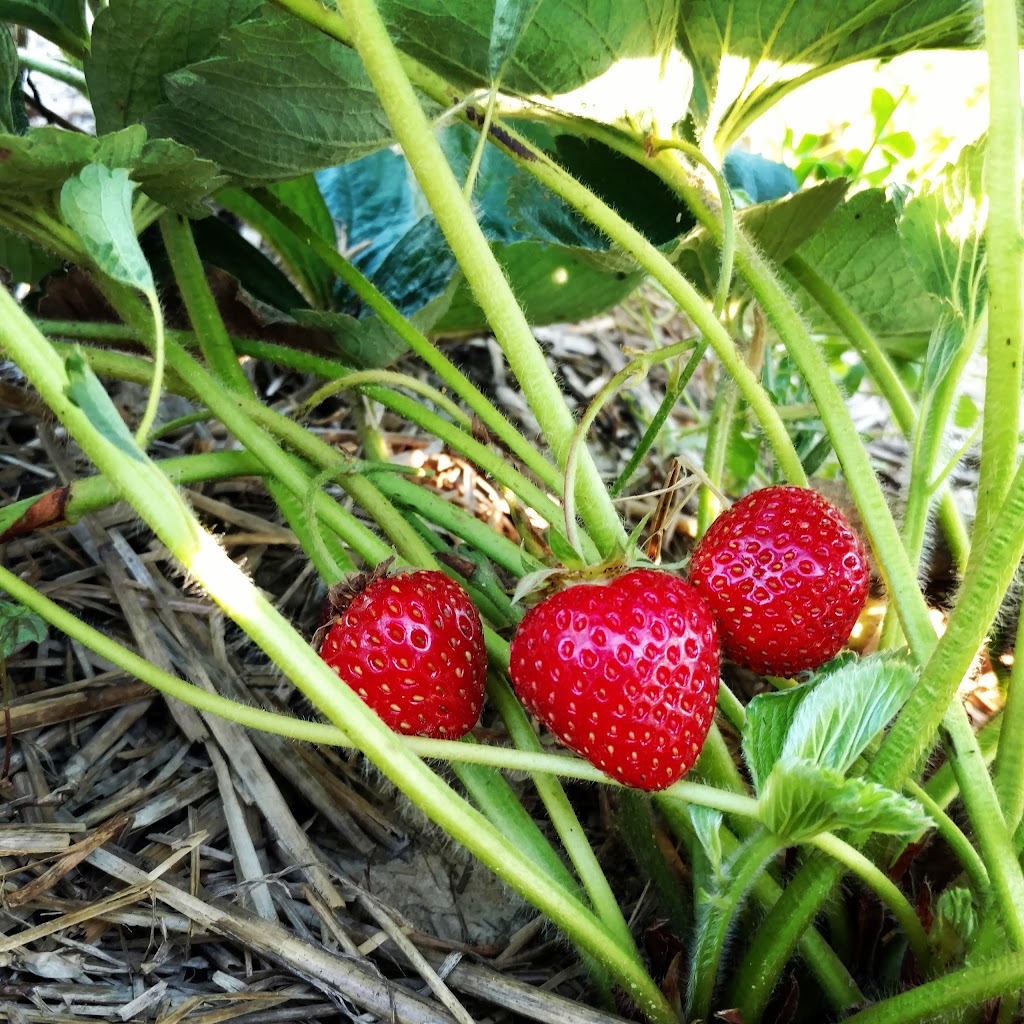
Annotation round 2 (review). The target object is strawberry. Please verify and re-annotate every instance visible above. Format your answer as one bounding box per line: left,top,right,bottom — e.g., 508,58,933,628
509,569,719,791
688,485,870,677
318,569,487,738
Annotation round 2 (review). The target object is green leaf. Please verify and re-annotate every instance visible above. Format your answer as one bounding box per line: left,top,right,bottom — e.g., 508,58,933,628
935,887,978,946
900,139,988,325
760,760,929,842
60,164,155,292
870,88,897,133
291,310,411,370
0,225,60,284
380,0,679,99
489,0,545,82
144,9,394,183
217,178,337,310
0,0,89,56
920,310,967,398
954,393,978,429
742,683,815,791
778,654,918,775
0,599,46,657
687,804,724,878
791,188,942,339
317,123,644,332
742,653,917,789
674,178,847,299
0,24,17,136
64,348,147,462
0,125,228,214
437,242,641,334
678,0,976,148
86,0,263,135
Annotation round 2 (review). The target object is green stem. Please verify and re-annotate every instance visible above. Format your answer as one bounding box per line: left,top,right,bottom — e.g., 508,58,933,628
563,361,644,555
996,617,1024,830
730,853,846,1020
0,292,675,1024
159,212,251,395
269,474,356,581
46,326,583,560
255,47,630,558
251,192,567,499
785,253,969,570
652,149,933,657
840,952,1024,1024
973,0,1023,558
651,139,735,318
808,832,930,970
903,779,989,895
697,371,739,538
657,796,863,1011
486,672,640,956
941,707,1024,949
610,339,707,498
302,370,472,430
369,472,545,578
686,830,783,1022
18,49,88,92
133,289,167,446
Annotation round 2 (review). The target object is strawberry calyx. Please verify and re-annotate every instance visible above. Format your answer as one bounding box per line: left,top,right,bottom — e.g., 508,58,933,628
510,549,655,608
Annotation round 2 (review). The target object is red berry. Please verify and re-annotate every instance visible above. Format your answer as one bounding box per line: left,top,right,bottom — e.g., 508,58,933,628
318,570,486,738
689,485,870,677
509,569,719,791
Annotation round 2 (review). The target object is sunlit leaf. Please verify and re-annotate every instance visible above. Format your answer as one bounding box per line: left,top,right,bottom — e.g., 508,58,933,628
60,164,155,292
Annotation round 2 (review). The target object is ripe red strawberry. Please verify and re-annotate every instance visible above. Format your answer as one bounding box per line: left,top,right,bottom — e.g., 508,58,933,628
688,485,869,677
318,569,486,738
509,569,719,791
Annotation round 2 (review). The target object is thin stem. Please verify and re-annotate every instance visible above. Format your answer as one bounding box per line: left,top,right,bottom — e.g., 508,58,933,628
369,472,545,577
251,191,567,498
973,0,1023,558
697,371,739,538
610,340,707,498
941,708,1024,949
563,361,643,555
996,615,1024,830
650,138,735,318
133,289,166,445
18,49,88,92
302,370,472,430
808,832,930,970
659,796,864,1012
840,952,1024,1024
159,212,251,395
686,830,783,1022
903,779,989,895
785,253,969,570
485,673,640,956
253,171,614,557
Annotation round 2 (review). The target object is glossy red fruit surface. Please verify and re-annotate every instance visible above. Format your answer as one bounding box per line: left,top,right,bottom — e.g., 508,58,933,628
509,569,719,791
319,570,486,738
689,485,870,677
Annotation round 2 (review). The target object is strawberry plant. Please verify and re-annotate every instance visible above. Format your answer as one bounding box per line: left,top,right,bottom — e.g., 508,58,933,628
0,0,1021,1022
